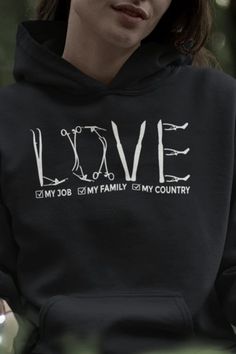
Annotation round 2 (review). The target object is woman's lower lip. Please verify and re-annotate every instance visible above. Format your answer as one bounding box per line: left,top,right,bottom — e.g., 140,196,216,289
112,7,143,25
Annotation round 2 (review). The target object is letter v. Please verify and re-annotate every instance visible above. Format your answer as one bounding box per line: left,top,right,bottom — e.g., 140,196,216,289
111,121,146,181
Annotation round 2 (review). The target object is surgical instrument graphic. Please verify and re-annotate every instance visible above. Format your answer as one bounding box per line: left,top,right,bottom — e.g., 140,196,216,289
61,125,115,182
164,148,190,156
31,119,191,187
61,127,94,182
157,120,165,183
31,128,68,187
111,120,146,182
165,174,191,182
84,126,115,181
163,122,189,131
157,120,190,183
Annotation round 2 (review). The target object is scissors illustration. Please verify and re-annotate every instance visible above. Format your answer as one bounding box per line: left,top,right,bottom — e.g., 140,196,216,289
83,126,115,181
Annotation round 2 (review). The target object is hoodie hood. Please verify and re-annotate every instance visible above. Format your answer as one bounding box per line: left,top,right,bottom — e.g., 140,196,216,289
13,20,193,96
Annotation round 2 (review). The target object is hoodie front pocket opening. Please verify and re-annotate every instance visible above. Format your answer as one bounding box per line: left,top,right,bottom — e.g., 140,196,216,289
39,295,65,330
38,290,194,342
174,296,194,333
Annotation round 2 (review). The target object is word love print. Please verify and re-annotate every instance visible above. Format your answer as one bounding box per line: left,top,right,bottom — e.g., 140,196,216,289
30,119,191,198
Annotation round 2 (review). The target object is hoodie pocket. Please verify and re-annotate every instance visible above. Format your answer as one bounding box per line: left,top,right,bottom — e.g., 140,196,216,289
36,289,194,354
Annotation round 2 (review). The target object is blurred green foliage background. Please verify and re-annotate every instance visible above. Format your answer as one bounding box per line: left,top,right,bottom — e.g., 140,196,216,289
0,0,235,87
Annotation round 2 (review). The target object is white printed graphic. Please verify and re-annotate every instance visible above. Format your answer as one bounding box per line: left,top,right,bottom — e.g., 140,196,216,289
163,122,189,131
61,126,94,182
157,119,190,183
61,125,115,182
111,120,146,182
164,148,190,156
87,126,115,181
30,118,191,189
164,175,191,182
31,128,68,187
157,120,165,183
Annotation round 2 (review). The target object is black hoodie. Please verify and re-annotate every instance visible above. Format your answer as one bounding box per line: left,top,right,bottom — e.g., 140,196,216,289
0,19,236,354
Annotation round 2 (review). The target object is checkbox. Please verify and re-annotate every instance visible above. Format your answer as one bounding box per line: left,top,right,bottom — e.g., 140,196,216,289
132,184,141,191
77,187,86,195
35,190,44,199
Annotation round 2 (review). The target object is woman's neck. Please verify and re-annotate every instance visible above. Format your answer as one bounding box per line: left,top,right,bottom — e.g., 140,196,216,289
62,6,140,85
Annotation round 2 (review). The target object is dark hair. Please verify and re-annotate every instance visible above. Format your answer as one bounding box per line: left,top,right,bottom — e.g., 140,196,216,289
34,0,221,69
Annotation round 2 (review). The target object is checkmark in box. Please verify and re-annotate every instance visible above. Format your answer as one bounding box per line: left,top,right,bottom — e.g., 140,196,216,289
35,190,44,199
132,184,141,191
77,187,86,195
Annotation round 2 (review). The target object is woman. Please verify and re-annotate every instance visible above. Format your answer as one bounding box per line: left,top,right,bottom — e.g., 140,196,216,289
0,0,236,353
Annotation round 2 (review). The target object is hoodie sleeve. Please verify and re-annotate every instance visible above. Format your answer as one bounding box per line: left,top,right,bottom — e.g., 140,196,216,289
0,195,23,315
0,196,37,354
215,117,236,329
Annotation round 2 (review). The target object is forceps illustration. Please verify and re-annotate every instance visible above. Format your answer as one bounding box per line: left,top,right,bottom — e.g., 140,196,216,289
165,174,191,182
61,126,94,182
163,122,189,131
31,128,68,187
164,147,190,156
84,126,115,181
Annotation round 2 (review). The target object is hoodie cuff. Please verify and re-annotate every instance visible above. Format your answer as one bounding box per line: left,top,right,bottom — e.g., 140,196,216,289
0,270,23,315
